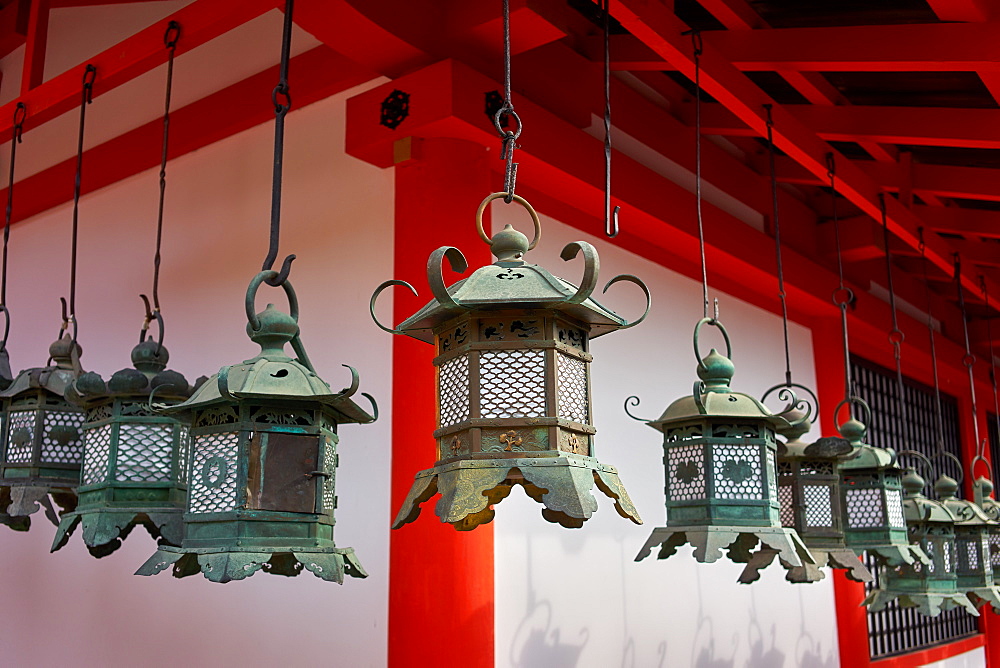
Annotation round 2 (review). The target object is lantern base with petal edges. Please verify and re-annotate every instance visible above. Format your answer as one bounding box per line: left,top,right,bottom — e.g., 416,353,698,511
5,484,75,524
51,508,183,558
967,587,1000,613
635,525,814,581
862,588,979,617
745,547,873,584
135,545,367,584
392,454,641,531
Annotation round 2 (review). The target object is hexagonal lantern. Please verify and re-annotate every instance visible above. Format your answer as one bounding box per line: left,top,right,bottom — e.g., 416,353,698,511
633,318,815,583
937,475,1000,612
373,194,648,531
770,409,873,584
0,333,85,527
135,271,376,583
864,468,978,617
973,476,1000,586
837,409,928,567
50,339,199,557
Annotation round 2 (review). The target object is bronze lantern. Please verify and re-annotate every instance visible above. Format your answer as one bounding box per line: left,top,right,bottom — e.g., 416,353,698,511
136,271,376,583
937,474,1000,612
864,466,978,617
973,475,1000,586
0,332,85,527
771,408,873,583
632,318,815,583
51,338,198,557
372,193,648,531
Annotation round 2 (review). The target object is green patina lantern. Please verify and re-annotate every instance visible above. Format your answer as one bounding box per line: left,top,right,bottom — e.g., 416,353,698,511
0,332,85,528
864,466,978,617
936,474,1000,612
973,475,1000,586
836,402,928,567
135,271,377,583
770,407,873,584
372,193,648,531
50,337,199,557
632,317,815,582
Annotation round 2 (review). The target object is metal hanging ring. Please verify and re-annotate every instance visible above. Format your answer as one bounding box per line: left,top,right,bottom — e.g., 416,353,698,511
476,192,541,249
897,449,937,483
164,20,180,48
0,304,10,352
272,84,291,114
887,328,905,346
138,294,165,355
12,102,25,141
493,107,522,140
693,316,732,369
831,286,854,308
246,270,298,331
833,395,872,433
963,352,977,368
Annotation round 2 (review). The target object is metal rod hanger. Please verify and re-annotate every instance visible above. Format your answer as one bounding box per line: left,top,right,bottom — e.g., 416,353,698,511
955,255,982,457
918,229,947,452
880,193,911,453
764,104,791,386
66,64,96,342
493,0,522,203
602,0,619,238
0,102,25,352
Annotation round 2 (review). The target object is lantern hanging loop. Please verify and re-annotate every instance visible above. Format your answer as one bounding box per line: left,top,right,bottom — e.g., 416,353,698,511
833,395,873,434
981,275,1000,465
682,28,710,318
918,228,948,451
955,254,982,456
693,315,732,368
475,192,540,249
261,0,296,287
896,449,938,486
64,63,96,345
601,0,620,238
494,0,522,202
137,293,165,353
879,192,912,457
827,153,857,412
0,101,26,353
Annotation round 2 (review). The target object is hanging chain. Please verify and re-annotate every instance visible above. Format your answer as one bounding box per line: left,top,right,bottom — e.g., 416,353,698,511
879,193,910,449
0,102,26,351
494,0,522,203
828,155,854,407
141,21,179,348
602,0,619,238
919,229,947,449
764,105,791,385
261,0,295,288
67,64,96,341
955,254,982,453
981,275,1000,460
689,30,709,319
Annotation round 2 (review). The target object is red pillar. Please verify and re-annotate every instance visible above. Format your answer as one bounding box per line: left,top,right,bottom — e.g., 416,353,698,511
389,137,494,668
810,314,872,667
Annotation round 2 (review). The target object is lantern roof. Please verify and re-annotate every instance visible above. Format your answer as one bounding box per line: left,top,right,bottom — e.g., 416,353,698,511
67,340,197,407
975,477,1000,521
650,346,791,431
837,418,897,471
775,410,854,460
902,469,960,524
935,475,994,526
0,333,83,400
165,303,375,425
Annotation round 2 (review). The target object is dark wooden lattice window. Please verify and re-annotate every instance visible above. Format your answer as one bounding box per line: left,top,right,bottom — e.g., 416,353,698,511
851,355,980,659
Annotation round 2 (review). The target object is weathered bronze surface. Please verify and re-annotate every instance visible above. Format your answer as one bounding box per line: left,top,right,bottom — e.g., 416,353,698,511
0,333,85,529
974,476,1000,587
374,193,648,531
864,469,978,617
51,339,198,557
632,318,815,583
135,271,376,583
936,475,1000,613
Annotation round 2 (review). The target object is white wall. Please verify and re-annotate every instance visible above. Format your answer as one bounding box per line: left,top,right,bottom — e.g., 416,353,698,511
492,204,840,668
0,84,393,667
921,647,986,668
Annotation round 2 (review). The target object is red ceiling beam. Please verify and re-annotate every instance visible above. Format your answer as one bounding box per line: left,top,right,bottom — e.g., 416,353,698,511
0,45,374,227
0,0,29,60
613,0,1000,316
21,0,48,95
3,0,276,143
923,0,994,23
916,206,1000,239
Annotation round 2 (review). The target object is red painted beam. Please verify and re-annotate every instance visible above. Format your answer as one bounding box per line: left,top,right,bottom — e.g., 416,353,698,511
0,45,374,226
4,0,275,143
613,0,1000,320
0,0,29,61
20,0,48,95
926,0,994,22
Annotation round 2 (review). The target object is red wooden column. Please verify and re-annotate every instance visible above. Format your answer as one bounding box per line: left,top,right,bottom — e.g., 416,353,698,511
810,313,871,667
390,137,495,667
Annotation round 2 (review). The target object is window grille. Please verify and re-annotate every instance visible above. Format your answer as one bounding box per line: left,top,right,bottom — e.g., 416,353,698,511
851,355,979,659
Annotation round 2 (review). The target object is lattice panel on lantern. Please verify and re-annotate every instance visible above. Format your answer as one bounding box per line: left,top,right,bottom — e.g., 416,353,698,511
116,424,173,482
177,426,190,486
885,488,905,529
555,353,589,425
81,424,113,485
189,431,239,514
667,443,705,500
40,411,84,463
925,541,937,573
767,451,777,501
479,349,546,419
323,439,336,511
712,444,762,500
778,484,794,527
438,354,469,427
803,485,833,527
944,541,954,573
846,488,884,528
960,538,979,571
5,410,36,462
990,534,1000,569
801,461,834,475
